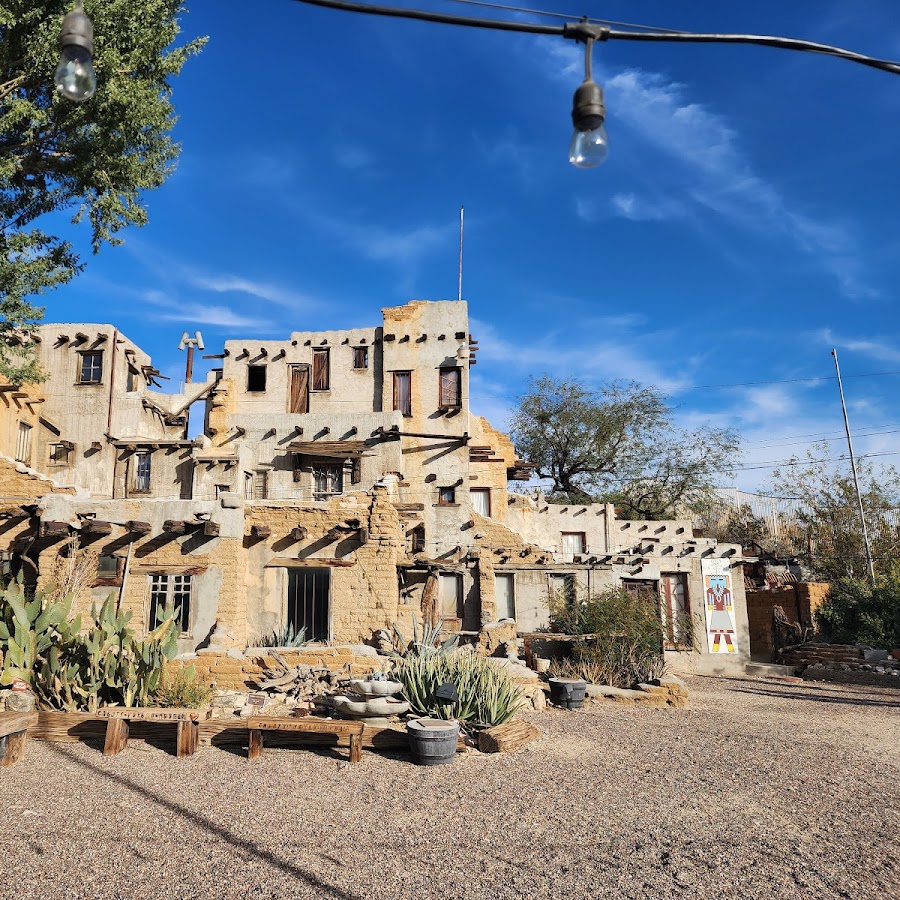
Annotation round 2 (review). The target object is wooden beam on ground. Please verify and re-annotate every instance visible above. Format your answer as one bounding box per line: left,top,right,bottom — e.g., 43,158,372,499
478,720,541,754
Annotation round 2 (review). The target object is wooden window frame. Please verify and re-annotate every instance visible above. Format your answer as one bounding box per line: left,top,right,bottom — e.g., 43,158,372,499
438,366,462,409
494,572,516,621
561,531,587,557
439,572,463,620
660,572,692,649
312,348,330,391
93,555,124,587
352,346,369,369
77,350,103,385
132,451,152,493
393,370,412,417
15,422,31,464
288,365,310,414
471,487,491,517
437,485,457,506
312,462,343,500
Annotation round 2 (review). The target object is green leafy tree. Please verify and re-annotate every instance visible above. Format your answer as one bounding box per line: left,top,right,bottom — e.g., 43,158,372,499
0,1,204,383
511,375,740,519
770,445,900,581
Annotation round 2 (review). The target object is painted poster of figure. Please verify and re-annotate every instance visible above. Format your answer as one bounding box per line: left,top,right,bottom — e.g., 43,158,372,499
701,558,738,654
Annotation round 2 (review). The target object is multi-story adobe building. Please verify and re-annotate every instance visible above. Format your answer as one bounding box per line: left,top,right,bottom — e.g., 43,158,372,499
0,300,751,674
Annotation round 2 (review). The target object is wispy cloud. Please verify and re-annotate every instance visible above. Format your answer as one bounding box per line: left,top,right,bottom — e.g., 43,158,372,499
186,273,313,309
312,214,456,265
814,328,900,364
143,292,271,331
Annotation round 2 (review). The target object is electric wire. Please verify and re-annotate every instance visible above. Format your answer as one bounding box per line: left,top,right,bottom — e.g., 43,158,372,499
288,0,900,75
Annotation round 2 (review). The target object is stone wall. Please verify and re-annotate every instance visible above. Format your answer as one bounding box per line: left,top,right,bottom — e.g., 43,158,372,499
746,583,830,660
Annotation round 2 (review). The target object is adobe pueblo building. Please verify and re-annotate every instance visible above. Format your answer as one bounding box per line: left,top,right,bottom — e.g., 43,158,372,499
0,300,749,674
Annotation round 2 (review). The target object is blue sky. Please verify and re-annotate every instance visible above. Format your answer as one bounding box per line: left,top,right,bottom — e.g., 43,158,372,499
46,0,900,492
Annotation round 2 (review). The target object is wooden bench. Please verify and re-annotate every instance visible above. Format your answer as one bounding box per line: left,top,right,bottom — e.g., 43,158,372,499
247,716,364,763
96,707,212,758
0,711,39,767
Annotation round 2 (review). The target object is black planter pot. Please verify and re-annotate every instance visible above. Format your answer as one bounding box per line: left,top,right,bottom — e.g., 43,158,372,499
406,718,460,766
548,678,587,709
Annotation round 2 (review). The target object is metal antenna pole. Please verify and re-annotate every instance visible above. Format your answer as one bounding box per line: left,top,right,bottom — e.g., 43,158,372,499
832,348,876,584
457,205,464,302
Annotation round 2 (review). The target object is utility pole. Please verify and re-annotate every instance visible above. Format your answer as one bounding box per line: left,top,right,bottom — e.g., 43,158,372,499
178,331,204,385
832,348,875,585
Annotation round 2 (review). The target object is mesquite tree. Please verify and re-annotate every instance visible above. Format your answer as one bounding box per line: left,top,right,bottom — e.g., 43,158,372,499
0,1,204,382
511,375,740,519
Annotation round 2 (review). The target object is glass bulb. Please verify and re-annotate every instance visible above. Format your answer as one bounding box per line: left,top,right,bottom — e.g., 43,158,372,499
569,124,609,169
54,45,96,103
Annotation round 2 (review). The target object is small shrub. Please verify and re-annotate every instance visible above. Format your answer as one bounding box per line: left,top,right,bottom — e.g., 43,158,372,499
546,586,665,689
155,664,214,708
392,652,522,728
817,577,900,649
254,623,308,648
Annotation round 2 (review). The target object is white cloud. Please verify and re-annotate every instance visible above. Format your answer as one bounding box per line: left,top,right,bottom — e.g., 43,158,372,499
186,273,313,309
313,214,456,265
610,192,684,222
814,328,900,364
143,293,271,330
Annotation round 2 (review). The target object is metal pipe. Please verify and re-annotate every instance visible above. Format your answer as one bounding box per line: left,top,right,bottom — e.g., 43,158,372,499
831,348,875,584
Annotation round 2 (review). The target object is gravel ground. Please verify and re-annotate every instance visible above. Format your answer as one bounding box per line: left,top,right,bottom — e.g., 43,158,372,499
1,675,898,900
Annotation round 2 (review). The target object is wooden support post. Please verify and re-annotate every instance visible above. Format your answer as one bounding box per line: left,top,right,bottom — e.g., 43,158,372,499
248,727,263,761
103,717,129,756
0,712,38,767
176,720,200,758
349,730,362,764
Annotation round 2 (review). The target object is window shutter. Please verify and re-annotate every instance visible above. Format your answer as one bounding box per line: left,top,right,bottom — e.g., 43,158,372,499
290,366,309,413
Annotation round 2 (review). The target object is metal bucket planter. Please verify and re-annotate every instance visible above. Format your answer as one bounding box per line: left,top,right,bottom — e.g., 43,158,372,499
406,718,460,766
548,678,587,710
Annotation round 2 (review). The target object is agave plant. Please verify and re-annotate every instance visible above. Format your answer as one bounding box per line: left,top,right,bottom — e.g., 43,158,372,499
393,652,522,729
255,622,308,648
388,615,459,658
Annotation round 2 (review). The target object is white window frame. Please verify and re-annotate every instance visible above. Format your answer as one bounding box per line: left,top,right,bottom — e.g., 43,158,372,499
147,573,192,635
133,452,152,492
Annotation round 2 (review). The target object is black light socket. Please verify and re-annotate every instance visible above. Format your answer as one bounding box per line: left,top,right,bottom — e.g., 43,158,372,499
571,79,605,132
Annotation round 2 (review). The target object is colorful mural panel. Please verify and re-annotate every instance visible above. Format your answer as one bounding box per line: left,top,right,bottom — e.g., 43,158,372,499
701,558,738,654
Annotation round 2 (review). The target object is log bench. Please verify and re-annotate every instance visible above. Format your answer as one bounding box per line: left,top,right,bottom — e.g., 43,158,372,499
96,707,212,758
247,716,364,763
0,711,38,767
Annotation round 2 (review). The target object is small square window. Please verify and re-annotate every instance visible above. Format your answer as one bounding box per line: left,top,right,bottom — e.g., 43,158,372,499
49,442,72,466
148,573,192,635
438,486,456,505
247,365,267,392
97,555,120,578
353,347,368,369
78,351,103,384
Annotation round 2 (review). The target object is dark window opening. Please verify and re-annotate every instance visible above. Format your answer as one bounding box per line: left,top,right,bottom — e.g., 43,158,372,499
133,452,152,492
312,348,330,390
49,442,72,466
247,365,267,392
439,367,462,408
353,347,369,369
287,568,330,642
313,463,343,499
438,486,456,505
78,351,103,384
410,525,425,553
97,555,120,578
393,371,412,417
148,573,192,635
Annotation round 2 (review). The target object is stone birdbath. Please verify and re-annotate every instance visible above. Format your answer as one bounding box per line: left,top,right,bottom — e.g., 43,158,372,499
331,678,410,724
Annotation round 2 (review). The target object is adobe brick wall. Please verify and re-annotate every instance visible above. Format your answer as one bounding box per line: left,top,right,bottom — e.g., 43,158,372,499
746,583,830,660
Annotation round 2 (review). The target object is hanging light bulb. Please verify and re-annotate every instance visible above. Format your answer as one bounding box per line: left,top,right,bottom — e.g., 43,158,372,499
54,2,96,103
569,37,608,169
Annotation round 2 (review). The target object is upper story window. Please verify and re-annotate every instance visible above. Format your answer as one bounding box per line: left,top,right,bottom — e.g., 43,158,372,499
312,348,330,390
393,371,412,417
561,532,586,558
245,470,268,500
15,422,31,463
49,442,72,466
471,488,491,517
438,486,456,505
438,367,462,409
247,364,267,392
289,365,310,413
313,463,343,500
353,347,368,369
133,452,152,492
78,351,103,384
